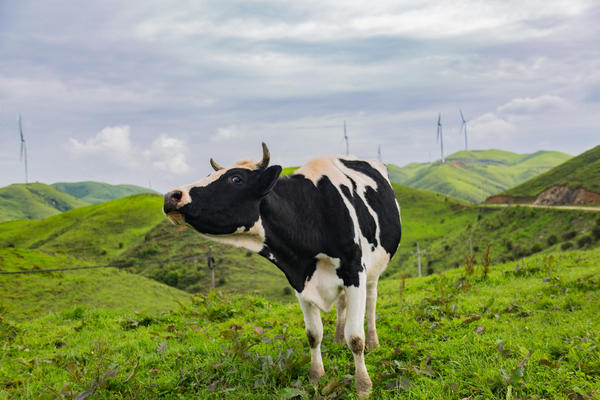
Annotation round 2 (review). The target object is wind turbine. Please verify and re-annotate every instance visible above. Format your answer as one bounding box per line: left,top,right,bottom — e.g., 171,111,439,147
377,144,382,162
459,108,468,151
436,112,444,164
343,120,349,156
18,115,29,183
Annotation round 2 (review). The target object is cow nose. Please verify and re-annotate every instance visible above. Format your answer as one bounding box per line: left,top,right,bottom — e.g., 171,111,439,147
163,190,183,214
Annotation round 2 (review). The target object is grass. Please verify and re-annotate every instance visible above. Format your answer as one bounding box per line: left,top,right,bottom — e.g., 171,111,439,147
0,183,88,223
1,249,598,399
0,248,189,321
500,144,600,198
51,181,157,204
387,149,571,203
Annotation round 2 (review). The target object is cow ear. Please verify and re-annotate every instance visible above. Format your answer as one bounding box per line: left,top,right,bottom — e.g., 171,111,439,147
257,165,282,195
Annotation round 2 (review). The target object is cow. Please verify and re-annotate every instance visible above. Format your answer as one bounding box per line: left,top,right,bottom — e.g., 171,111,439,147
163,143,401,398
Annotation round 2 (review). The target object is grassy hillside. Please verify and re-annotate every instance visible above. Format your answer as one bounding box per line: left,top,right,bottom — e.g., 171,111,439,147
0,183,88,222
52,181,157,204
1,249,598,399
499,144,600,198
387,150,571,203
0,248,189,321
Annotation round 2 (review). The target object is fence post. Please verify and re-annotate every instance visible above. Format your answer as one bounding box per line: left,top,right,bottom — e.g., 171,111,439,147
208,246,215,291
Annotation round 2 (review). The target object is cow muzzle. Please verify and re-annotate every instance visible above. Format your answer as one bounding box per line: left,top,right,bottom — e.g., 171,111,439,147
163,190,186,224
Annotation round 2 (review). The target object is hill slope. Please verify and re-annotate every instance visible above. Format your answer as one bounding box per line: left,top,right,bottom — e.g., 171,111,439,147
388,149,571,203
490,144,600,204
52,181,157,204
1,249,598,398
0,248,189,321
0,183,88,222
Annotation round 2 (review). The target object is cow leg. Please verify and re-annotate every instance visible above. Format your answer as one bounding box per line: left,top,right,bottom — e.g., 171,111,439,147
365,279,379,349
334,292,346,344
344,280,372,398
297,296,325,384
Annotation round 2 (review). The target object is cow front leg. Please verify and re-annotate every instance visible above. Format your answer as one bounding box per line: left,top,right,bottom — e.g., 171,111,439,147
334,292,346,344
344,279,372,398
365,279,379,349
297,295,325,384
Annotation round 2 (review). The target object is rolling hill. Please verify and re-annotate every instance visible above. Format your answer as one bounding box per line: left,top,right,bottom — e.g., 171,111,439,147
489,144,600,205
387,149,571,203
0,183,88,222
52,181,157,204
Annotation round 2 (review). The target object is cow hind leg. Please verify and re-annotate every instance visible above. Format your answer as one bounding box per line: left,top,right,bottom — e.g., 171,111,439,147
344,280,372,398
334,292,346,344
297,296,325,384
366,279,379,350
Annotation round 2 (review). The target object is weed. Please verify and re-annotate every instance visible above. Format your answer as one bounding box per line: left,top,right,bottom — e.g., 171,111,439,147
464,253,476,275
480,244,491,278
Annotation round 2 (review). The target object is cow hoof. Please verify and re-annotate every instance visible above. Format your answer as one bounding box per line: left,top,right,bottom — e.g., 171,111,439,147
309,365,325,384
355,370,372,398
366,331,379,350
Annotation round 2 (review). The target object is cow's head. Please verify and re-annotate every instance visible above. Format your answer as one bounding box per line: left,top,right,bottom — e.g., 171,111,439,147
163,143,281,235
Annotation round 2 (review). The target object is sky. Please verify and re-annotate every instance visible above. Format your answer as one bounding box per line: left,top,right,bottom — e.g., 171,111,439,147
1,1,599,192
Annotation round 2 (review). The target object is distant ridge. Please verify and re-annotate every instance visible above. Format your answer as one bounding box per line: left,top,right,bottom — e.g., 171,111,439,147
52,181,157,204
488,144,600,205
0,183,88,222
387,149,571,203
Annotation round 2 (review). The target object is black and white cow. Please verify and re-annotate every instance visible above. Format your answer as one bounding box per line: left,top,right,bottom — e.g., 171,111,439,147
163,143,401,398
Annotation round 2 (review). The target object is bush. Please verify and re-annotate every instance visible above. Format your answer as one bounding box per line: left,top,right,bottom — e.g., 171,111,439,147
505,240,513,251
561,242,573,250
547,235,558,246
592,226,600,240
578,235,592,248
283,287,293,296
530,243,543,253
563,231,577,240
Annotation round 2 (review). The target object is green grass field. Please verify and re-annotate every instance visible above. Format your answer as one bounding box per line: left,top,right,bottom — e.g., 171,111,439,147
387,149,571,203
500,144,600,198
0,183,88,223
1,249,598,399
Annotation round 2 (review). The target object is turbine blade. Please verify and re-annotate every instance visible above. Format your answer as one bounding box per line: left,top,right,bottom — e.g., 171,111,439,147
459,108,465,123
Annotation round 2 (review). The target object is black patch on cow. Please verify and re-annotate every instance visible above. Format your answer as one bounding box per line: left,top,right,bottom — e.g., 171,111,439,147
260,175,363,291
350,336,364,354
340,179,378,248
340,160,401,255
307,331,318,348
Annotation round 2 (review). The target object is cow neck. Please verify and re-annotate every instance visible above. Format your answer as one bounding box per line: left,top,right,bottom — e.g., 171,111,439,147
258,177,320,291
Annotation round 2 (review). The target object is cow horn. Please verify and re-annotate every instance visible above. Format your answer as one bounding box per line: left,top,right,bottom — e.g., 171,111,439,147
256,142,270,169
210,158,224,171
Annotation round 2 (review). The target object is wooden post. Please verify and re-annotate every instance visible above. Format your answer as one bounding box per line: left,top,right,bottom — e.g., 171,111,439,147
416,242,422,277
208,246,215,291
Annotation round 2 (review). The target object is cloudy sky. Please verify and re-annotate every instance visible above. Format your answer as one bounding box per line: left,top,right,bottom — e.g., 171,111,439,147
1,1,599,192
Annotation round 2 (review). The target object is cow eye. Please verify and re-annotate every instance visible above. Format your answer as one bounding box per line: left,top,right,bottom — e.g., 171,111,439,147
230,175,242,184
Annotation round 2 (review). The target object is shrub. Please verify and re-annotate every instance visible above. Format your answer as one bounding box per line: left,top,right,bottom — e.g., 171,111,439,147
505,240,513,251
578,235,592,248
592,225,600,240
546,235,558,246
530,243,543,253
563,231,577,240
561,242,573,250
283,287,293,296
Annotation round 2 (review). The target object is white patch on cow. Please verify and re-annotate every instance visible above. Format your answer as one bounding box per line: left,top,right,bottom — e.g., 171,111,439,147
201,217,265,253
299,253,344,312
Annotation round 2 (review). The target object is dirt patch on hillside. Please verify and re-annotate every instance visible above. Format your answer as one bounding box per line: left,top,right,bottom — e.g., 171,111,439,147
485,185,600,205
533,184,600,205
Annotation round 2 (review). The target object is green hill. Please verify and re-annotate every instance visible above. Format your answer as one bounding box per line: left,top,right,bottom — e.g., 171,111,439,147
52,181,157,204
2,249,598,399
0,183,88,222
388,150,571,203
0,248,188,321
495,144,600,200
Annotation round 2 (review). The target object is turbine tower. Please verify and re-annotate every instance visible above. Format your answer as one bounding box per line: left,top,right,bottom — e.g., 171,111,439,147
459,108,468,151
436,112,445,164
343,120,349,156
19,115,29,183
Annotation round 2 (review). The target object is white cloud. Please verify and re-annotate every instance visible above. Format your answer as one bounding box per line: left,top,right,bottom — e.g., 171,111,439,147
68,125,136,167
497,95,569,115
145,134,190,175
469,113,516,138
68,127,189,175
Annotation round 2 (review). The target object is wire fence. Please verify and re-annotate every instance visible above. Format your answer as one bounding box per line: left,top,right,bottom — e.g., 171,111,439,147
0,254,206,275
